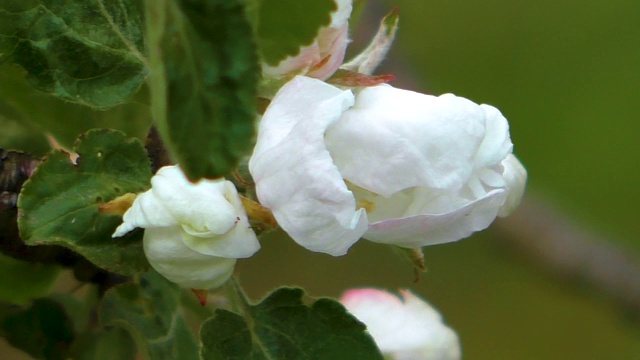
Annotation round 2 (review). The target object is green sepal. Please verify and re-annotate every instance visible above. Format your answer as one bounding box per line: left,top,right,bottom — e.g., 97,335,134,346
340,7,399,75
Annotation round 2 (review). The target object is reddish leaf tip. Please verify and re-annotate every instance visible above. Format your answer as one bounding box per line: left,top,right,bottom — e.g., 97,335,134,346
191,289,208,306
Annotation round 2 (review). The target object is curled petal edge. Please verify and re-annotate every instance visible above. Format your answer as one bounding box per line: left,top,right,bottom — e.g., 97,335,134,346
112,189,176,237
181,181,260,259
364,189,508,248
498,154,527,217
249,76,368,256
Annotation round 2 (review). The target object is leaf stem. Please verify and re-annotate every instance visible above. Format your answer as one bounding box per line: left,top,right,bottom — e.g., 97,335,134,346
225,276,252,315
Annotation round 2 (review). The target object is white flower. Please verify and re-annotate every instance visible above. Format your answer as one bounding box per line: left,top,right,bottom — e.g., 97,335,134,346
340,289,461,360
112,165,260,289
262,0,352,81
249,76,526,256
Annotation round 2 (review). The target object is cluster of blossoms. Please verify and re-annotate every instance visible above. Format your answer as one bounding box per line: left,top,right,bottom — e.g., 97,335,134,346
113,1,526,358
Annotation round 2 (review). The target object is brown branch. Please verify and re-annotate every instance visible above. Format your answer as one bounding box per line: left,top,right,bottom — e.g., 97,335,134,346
493,195,640,318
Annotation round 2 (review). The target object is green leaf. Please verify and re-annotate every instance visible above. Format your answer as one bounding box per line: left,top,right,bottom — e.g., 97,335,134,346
0,298,75,360
68,327,137,360
200,287,384,360
254,0,337,66
99,271,199,360
0,63,152,151
0,0,147,109
17,129,151,275
145,0,259,181
0,253,58,305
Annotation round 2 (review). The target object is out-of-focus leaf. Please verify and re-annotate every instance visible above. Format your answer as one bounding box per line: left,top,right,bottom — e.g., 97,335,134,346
0,64,151,151
17,129,151,275
68,327,136,360
0,298,75,360
253,0,336,66
0,0,147,109
0,253,58,305
99,271,199,360
200,287,384,360
145,0,258,181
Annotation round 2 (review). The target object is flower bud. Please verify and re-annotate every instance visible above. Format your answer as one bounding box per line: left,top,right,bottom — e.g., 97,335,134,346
112,165,259,289
249,76,526,255
341,289,461,360
262,0,352,81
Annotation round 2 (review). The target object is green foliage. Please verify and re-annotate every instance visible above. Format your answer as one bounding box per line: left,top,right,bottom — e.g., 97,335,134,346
0,298,75,360
145,0,259,181
0,64,151,151
200,287,384,360
253,0,336,66
17,129,151,275
68,327,137,360
0,253,58,305
0,0,147,109
99,271,199,360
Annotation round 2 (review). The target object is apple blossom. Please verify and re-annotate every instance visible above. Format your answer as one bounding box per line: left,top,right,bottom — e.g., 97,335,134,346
112,165,259,290
341,289,461,360
261,0,352,81
249,76,526,256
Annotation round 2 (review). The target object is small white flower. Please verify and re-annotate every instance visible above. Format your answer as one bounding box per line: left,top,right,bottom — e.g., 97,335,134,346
113,165,260,289
249,76,526,256
262,0,352,81
341,288,461,360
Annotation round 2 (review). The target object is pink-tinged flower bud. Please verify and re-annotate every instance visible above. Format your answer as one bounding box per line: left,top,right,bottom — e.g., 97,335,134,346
262,0,352,81
341,289,461,360
113,165,259,290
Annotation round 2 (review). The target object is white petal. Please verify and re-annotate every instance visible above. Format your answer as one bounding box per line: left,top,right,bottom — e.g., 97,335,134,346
475,104,513,168
341,289,461,360
151,166,237,235
249,76,368,256
143,227,236,290
307,24,349,80
498,154,527,217
181,181,260,258
112,189,176,237
329,0,353,28
477,167,506,188
262,42,322,78
326,87,487,197
261,0,351,80
364,189,507,248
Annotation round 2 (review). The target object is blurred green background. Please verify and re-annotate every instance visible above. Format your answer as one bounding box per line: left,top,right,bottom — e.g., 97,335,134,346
241,0,640,359
1,0,639,359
